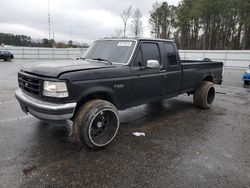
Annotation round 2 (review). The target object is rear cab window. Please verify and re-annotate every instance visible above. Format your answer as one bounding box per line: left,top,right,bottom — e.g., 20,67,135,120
164,43,178,67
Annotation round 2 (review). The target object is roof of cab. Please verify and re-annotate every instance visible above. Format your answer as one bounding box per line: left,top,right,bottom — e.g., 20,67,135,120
98,37,174,43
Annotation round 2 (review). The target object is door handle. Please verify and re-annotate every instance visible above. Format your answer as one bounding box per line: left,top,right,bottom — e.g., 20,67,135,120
159,70,166,73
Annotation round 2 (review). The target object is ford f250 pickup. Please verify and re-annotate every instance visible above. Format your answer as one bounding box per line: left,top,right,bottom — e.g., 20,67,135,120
15,38,223,149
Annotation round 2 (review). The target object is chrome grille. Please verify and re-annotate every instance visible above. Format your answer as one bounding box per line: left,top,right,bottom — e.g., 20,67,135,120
18,73,41,96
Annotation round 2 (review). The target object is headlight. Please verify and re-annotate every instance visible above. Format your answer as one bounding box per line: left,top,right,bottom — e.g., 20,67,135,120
43,81,69,98
246,69,250,74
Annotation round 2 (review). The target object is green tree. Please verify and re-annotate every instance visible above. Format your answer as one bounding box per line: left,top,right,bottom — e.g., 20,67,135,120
149,0,250,50
149,2,175,39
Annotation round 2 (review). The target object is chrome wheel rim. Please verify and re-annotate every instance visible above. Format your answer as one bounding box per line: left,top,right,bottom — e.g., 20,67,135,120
88,108,119,147
207,87,215,105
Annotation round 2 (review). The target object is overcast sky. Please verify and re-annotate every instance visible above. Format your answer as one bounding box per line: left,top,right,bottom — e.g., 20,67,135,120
0,0,180,44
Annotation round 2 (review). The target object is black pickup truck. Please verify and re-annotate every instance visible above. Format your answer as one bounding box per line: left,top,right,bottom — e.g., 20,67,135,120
15,38,223,149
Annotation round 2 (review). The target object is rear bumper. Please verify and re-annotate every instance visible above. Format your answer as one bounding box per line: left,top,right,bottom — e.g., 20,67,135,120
15,89,76,121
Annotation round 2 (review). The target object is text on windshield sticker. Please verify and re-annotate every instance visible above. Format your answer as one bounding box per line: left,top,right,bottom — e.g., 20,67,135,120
117,42,132,47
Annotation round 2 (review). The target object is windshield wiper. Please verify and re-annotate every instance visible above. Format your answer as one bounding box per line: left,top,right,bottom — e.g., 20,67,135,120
91,58,112,65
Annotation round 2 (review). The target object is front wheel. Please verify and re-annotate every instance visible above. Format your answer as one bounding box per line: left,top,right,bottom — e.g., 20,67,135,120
73,99,119,149
4,57,11,62
193,81,215,109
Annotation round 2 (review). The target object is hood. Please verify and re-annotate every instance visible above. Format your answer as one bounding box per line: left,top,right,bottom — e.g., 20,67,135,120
22,59,115,78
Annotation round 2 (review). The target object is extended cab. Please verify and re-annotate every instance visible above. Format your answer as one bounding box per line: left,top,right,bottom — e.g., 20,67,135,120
15,38,223,149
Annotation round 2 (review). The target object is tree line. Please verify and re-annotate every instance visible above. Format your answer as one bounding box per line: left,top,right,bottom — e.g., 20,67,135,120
149,0,250,50
2,1,249,50
0,33,88,48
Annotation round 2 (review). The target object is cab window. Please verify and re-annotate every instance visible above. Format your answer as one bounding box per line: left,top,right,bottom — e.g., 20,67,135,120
164,43,178,66
133,42,161,67
141,43,161,65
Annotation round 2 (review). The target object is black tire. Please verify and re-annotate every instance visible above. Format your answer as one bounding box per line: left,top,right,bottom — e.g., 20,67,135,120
73,99,119,149
4,57,11,62
244,81,249,85
193,81,215,109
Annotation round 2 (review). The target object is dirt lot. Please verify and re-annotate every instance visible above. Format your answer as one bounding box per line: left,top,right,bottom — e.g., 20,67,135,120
0,59,250,188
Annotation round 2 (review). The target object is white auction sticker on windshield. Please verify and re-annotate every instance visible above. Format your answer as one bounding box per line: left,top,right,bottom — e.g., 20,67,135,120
117,42,132,47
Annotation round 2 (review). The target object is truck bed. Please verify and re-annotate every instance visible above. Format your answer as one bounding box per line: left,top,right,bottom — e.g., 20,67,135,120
180,60,223,93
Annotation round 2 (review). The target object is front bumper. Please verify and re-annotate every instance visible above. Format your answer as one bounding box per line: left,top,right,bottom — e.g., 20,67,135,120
15,89,76,121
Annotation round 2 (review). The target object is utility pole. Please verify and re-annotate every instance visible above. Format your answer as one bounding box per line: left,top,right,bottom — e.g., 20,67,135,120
70,24,72,42
52,30,55,47
52,0,55,47
48,0,51,44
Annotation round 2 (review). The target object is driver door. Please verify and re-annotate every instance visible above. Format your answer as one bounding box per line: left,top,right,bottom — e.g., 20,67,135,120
130,42,165,105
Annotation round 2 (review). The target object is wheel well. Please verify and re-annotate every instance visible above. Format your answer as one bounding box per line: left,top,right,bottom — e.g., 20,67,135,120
73,92,116,119
203,75,213,82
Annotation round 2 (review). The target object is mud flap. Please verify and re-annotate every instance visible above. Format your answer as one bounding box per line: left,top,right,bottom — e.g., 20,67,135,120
20,103,28,114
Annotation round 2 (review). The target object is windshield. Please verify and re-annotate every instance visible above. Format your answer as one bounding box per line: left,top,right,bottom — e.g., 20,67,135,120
84,40,136,64
0,51,9,54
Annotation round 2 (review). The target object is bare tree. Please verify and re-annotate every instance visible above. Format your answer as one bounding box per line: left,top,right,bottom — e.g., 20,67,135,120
131,8,143,37
120,6,132,37
149,2,161,38
112,28,123,38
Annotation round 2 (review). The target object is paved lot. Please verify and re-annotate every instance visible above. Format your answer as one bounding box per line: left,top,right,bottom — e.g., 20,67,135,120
0,59,250,187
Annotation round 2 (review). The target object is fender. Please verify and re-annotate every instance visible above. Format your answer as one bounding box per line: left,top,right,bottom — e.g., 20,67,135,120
202,73,214,82
76,85,117,106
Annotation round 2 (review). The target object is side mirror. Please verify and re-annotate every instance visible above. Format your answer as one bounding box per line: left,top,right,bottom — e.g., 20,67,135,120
147,60,160,69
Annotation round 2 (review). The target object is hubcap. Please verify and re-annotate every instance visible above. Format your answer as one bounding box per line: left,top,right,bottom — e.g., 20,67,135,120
97,122,102,128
